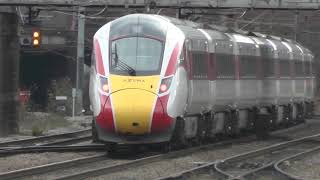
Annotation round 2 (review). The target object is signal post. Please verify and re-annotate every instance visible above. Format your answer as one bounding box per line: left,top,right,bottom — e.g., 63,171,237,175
0,7,20,136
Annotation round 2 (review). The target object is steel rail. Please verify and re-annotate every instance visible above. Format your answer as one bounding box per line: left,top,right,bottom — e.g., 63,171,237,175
55,123,308,180
41,135,92,146
237,146,320,180
54,136,264,180
215,133,320,179
274,145,320,180
0,144,106,156
0,121,309,179
159,133,320,180
0,129,91,147
0,124,303,180
0,154,107,180
156,161,228,180
234,161,286,180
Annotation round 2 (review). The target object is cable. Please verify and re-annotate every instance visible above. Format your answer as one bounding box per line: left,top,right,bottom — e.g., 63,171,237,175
16,6,25,24
86,6,107,17
237,10,247,19
156,8,163,15
239,10,267,30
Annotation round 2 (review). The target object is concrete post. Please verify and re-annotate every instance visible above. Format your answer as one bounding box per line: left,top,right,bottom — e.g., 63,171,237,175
76,7,85,115
0,11,20,136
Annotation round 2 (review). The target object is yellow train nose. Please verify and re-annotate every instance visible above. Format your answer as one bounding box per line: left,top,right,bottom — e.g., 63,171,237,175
111,89,160,135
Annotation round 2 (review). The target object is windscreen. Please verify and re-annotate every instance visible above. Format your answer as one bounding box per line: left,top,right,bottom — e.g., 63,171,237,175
110,37,163,76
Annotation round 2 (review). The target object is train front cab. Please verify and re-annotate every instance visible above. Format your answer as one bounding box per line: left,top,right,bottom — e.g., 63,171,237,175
92,15,181,145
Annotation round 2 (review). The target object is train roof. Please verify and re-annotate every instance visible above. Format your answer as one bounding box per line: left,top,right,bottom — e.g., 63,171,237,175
96,14,314,58
154,14,313,57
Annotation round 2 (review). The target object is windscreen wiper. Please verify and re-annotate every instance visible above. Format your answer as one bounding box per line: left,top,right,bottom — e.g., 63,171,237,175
117,60,136,76
113,44,136,76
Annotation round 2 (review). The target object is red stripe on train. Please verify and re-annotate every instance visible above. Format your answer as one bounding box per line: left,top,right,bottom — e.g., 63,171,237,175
96,95,115,132
151,95,173,133
94,39,105,76
165,43,180,76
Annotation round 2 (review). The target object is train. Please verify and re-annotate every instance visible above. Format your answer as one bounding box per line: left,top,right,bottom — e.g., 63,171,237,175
89,14,316,151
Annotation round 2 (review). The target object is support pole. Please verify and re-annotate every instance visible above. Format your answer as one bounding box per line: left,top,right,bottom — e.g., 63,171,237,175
76,6,85,115
0,10,20,136
294,10,299,41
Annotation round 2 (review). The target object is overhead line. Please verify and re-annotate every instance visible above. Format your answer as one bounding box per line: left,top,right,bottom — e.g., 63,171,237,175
0,1,319,10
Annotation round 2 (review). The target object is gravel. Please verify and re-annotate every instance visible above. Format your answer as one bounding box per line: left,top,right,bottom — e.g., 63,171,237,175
94,119,320,180
0,115,92,143
279,151,320,179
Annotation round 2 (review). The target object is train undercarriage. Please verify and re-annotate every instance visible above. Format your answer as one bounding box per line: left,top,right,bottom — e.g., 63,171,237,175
92,101,314,153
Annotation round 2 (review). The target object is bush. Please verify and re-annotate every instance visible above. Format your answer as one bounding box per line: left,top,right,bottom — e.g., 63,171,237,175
31,126,44,136
47,77,73,115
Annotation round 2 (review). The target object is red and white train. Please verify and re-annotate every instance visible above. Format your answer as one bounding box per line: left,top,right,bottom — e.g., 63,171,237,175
89,14,315,149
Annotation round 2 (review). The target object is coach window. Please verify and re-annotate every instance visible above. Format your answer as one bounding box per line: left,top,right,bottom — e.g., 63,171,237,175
239,45,256,78
279,60,290,77
262,58,275,78
305,61,311,77
240,55,256,78
260,46,275,78
192,52,208,79
295,61,304,77
216,54,235,79
312,62,316,76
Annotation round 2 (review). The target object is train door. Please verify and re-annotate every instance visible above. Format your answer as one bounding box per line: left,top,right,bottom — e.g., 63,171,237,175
183,39,192,111
187,38,210,114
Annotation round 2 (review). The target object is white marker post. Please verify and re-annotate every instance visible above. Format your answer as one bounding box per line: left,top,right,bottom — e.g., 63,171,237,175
72,88,77,118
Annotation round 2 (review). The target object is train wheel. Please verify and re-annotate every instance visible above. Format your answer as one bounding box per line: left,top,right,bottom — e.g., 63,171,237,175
224,110,240,137
305,102,312,118
267,106,277,130
292,103,299,124
286,104,294,126
161,142,172,153
247,107,257,131
254,112,270,139
196,114,209,144
303,102,309,119
172,117,187,148
296,103,305,123
205,112,214,140
310,101,314,117
224,111,233,136
231,110,240,137
91,118,99,143
282,105,290,127
106,142,117,155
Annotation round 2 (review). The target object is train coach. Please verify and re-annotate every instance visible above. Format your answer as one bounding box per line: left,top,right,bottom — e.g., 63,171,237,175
89,14,316,150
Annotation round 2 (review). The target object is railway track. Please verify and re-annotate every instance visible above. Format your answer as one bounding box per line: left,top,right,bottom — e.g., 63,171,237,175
0,129,91,147
160,133,320,180
0,122,313,179
274,146,320,180
9,124,306,180
0,144,107,157
0,136,261,180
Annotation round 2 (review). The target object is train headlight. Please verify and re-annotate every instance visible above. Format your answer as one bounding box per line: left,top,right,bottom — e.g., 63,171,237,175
98,75,109,94
159,76,173,94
